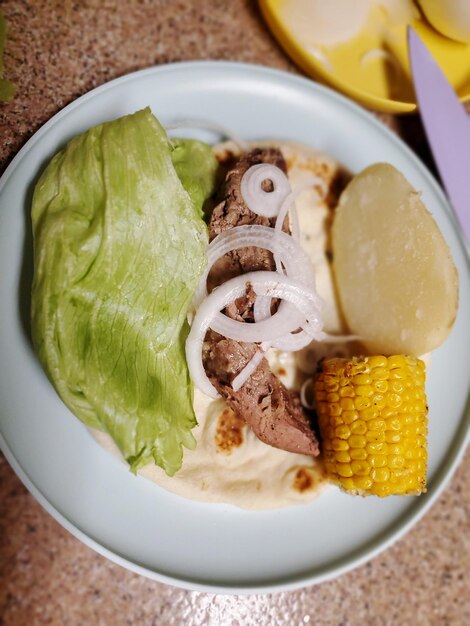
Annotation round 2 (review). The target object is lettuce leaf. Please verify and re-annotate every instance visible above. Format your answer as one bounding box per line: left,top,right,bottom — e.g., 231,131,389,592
171,138,219,219
31,108,217,476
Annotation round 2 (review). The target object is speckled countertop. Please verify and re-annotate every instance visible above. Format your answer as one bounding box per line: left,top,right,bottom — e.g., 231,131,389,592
0,2,469,625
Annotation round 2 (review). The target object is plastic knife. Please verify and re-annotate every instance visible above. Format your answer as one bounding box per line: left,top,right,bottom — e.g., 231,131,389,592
408,27,470,243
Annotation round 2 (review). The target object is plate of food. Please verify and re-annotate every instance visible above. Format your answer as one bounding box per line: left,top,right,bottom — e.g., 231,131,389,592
0,61,468,593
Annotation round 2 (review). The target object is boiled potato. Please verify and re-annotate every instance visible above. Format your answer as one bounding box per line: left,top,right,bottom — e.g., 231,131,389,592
332,163,458,356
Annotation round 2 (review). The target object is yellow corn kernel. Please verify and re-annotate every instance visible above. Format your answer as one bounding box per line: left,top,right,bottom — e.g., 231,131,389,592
386,393,403,409
328,403,342,416
335,450,351,463
366,430,386,443
323,375,338,388
349,435,367,448
350,420,367,435
372,394,387,409
371,367,389,380
339,385,355,398
388,443,405,456
340,397,355,411
366,441,388,454
385,431,401,443
351,460,371,476
342,410,359,424
336,463,354,478
332,438,348,451
340,477,356,491
389,367,407,380
388,355,407,368
354,396,372,411
385,417,402,431
368,355,388,368
314,355,428,497
388,455,405,469
370,467,391,483
417,448,428,460
355,384,374,397
353,374,372,386
368,418,386,431
390,380,405,394
370,455,387,468
330,415,344,428
373,380,389,393
371,483,393,497
350,448,368,461
354,476,373,491
360,406,379,421
334,425,351,440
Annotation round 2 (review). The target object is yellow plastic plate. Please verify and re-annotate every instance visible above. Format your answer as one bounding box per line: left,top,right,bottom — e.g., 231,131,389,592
260,0,470,113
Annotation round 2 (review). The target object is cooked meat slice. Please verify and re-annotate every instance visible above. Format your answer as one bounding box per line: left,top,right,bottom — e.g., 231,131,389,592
203,148,319,456
207,147,289,296
204,331,319,456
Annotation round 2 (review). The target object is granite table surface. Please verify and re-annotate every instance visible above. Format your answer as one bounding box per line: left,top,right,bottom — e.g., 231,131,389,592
0,2,469,625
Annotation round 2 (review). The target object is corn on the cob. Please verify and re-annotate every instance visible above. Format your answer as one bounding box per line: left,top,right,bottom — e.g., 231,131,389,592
314,355,428,496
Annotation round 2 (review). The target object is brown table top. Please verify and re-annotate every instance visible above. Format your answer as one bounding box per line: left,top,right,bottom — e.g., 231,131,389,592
0,2,469,625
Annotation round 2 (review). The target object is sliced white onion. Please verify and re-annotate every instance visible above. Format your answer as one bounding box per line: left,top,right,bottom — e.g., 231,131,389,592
210,287,322,343
240,163,291,218
270,328,322,351
186,271,325,397
251,301,316,351
231,349,265,392
193,225,318,308
210,302,300,343
253,291,272,322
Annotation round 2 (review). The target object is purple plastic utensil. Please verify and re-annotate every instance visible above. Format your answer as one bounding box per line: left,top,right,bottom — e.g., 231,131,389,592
408,27,470,243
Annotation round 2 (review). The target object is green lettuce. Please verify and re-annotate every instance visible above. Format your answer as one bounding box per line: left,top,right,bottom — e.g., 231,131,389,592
31,108,217,475
171,138,219,219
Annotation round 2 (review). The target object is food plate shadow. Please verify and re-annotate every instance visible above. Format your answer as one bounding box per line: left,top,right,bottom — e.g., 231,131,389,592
382,41,415,104
18,173,38,350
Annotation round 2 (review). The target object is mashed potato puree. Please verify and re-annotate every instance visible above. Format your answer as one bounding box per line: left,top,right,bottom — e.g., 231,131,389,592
92,141,354,510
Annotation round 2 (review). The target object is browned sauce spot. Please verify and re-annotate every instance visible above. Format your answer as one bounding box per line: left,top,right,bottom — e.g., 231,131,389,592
277,367,287,376
261,178,274,192
293,467,317,493
216,149,236,164
215,408,245,454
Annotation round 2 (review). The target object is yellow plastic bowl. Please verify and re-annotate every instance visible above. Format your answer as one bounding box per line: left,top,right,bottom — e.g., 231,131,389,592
260,0,470,113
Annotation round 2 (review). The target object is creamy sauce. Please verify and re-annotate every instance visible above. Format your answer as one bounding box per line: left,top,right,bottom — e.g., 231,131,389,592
92,140,352,510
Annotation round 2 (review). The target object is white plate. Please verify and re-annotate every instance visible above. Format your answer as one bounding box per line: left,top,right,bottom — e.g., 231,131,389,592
0,62,469,593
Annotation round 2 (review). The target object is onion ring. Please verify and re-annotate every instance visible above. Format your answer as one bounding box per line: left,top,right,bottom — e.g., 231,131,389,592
186,271,325,397
240,163,291,218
